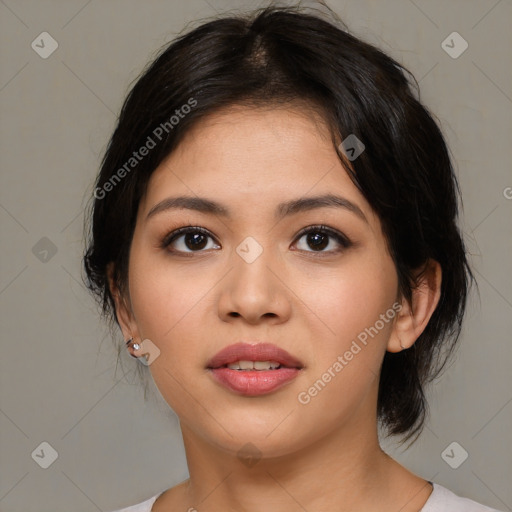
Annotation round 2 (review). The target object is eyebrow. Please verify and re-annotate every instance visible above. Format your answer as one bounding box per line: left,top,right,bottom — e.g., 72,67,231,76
146,193,368,223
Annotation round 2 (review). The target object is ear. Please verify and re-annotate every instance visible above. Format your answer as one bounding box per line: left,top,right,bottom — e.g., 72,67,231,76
107,263,141,353
387,259,442,353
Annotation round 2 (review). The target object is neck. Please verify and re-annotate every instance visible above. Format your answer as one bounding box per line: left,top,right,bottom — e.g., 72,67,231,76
177,418,410,511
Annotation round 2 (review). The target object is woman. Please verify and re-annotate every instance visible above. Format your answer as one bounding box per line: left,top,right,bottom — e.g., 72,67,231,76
83,4,501,511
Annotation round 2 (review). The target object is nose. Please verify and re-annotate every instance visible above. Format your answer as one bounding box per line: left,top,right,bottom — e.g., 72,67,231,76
216,244,292,326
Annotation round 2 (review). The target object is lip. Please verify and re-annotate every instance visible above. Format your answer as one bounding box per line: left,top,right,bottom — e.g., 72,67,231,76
206,342,304,397
206,342,303,369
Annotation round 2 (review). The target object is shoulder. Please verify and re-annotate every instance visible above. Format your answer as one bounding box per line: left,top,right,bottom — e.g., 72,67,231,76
421,483,503,512
108,492,162,512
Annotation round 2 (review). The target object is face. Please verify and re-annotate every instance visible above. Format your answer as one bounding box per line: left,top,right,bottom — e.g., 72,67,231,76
119,105,402,458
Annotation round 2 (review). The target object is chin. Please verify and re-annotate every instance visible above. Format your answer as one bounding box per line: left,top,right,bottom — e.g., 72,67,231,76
189,408,323,459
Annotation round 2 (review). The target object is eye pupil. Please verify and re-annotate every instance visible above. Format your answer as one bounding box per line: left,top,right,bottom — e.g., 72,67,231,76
307,232,328,251
186,233,208,250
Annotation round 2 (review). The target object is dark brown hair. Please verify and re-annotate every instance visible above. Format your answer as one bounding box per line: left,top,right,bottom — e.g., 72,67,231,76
83,4,473,443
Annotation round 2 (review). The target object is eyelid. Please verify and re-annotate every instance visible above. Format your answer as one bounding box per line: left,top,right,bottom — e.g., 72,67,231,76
160,226,217,249
294,224,351,249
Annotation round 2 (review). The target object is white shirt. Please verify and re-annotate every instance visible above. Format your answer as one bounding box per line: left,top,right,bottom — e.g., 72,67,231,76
110,482,502,511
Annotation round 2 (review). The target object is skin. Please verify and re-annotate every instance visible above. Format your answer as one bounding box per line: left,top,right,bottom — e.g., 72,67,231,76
111,105,442,512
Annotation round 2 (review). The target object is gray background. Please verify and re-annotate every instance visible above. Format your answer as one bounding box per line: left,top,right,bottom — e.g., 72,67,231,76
1,0,511,511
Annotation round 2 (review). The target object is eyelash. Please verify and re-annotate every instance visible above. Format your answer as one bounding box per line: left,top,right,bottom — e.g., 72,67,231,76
160,224,352,256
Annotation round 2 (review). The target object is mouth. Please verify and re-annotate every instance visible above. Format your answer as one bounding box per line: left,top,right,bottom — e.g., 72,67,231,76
218,360,288,370
206,342,304,370
206,342,304,396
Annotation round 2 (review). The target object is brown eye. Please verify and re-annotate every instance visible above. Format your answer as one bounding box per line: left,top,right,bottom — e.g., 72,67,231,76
162,227,220,253
294,225,351,254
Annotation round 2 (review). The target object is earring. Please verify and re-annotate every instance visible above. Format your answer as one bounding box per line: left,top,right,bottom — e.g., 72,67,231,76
399,339,406,351
125,337,141,356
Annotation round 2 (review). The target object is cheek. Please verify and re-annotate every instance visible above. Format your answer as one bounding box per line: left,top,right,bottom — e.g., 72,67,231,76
127,253,213,413
303,250,398,362
292,257,398,429
127,245,212,343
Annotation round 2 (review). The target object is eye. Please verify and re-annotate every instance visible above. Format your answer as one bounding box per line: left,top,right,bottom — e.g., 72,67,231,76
293,225,351,254
161,226,220,253
161,224,351,255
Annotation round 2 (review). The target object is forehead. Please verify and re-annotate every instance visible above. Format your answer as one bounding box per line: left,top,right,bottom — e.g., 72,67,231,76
138,105,376,225
169,104,335,170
